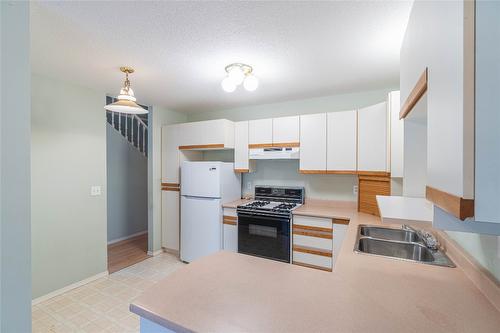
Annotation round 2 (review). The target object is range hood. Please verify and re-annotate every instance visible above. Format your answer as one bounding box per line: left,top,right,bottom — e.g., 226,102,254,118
249,147,300,160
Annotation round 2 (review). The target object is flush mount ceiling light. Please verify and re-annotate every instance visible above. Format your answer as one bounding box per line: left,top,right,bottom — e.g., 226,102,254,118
221,63,259,93
104,66,148,114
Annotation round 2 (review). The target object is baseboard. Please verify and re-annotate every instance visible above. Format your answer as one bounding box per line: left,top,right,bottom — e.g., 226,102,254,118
163,247,180,256
147,249,164,256
32,271,109,305
108,230,147,245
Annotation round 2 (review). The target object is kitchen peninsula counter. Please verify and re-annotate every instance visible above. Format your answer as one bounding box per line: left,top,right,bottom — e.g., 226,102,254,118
131,203,500,333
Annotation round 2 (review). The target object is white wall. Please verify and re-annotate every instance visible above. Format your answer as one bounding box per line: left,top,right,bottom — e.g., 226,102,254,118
31,74,107,299
243,160,357,201
148,106,187,253
1,1,32,330
193,88,395,200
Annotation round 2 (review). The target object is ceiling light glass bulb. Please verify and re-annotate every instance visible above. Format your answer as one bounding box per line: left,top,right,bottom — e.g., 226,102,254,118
221,77,236,93
243,74,259,91
227,66,245,85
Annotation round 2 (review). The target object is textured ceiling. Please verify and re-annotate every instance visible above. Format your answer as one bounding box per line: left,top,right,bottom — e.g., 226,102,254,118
31,1,412,113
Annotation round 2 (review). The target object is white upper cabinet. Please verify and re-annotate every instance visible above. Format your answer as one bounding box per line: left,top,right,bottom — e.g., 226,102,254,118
162,125,180,183
234,121,254,172
389,91,403,177
357,102,388,172
326,110,357,172
272,116,300,145
300,113,327,172
249,118,273,146
178,119,234,149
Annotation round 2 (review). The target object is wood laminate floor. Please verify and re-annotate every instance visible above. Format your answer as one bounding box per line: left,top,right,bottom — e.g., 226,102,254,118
107,234,150,274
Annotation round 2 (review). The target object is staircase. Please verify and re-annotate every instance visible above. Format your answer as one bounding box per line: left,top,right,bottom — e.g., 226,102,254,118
106,109,148,157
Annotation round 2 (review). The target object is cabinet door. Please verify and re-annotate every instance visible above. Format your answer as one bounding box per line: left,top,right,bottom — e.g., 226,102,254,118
161,190,180,250
249,118,273,146
389,91,404,177
223,224,238,252
299,113,327,172
327,110,357,172
357,102,388,172
234,121,250,172
162,125,180,183
273,116,299,145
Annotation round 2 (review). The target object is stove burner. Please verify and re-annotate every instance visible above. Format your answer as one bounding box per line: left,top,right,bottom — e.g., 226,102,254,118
273,202,297,211
244,200,270,208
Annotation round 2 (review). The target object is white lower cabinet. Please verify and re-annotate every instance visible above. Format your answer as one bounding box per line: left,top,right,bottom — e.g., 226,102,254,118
292,215,333,271
161,190,180,251
292,215,348,271
222,208,238,252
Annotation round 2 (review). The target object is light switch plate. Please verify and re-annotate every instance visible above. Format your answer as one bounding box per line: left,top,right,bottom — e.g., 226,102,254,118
91,186,102,196
246,182,252,191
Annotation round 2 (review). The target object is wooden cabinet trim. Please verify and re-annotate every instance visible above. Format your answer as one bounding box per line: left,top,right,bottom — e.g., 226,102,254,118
272,142,300,148
357,171,391,177
425,186,474,220
333,218,350,225
326,170,357,175
292,224,333,233
292,261,332,272
400,68,428,120
234,168,250,173
161,182,180,187
293,245,332,257
248,143,274,149
299,169,327,174
179,144,225,150
162,187,180,192
292,228,332,239
223,215,237,225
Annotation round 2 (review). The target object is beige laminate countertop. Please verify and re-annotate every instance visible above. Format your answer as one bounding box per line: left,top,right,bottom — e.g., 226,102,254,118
131,204,500,333
222,198,252,209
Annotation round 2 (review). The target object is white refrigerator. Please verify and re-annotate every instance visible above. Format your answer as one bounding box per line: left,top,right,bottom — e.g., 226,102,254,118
180,161,241,263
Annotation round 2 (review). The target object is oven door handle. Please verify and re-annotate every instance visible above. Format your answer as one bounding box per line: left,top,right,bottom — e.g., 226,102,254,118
237,212,290,222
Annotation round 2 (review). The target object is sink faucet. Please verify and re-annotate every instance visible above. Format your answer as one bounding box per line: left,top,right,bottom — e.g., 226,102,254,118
402,225,440,251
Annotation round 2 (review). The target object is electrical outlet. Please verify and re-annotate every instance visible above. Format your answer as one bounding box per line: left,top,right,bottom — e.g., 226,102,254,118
91,186,102,196
246,182,252,191
353,185,358,195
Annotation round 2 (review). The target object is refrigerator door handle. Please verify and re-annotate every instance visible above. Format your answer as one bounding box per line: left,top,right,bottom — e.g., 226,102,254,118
182,195,220,200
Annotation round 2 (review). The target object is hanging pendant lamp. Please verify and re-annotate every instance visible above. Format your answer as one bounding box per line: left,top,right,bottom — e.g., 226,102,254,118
104,67,148,114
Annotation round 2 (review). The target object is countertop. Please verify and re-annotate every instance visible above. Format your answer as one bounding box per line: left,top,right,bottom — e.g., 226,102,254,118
131,203,500,333
222,198,252,209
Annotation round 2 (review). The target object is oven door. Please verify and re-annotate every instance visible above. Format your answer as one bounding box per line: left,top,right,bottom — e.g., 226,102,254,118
237,212,290,263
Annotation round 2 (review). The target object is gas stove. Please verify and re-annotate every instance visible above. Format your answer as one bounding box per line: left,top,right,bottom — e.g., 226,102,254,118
237,186,304,263
237,186,304,217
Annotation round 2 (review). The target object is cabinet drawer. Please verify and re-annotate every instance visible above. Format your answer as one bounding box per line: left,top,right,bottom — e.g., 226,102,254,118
293,234,332,251
223,208,237,217
293,215,332,230
292,251,332,272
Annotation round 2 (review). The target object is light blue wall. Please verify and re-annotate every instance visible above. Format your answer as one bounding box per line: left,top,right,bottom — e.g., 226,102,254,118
192,88,394,201
31,74,107,299
1,1,32,331
107,124,148,242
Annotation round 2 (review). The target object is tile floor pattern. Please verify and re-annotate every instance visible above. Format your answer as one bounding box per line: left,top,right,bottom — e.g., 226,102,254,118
32,253,185,333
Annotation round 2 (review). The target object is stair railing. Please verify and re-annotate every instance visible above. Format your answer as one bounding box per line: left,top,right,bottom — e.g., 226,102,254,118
106,111,148,157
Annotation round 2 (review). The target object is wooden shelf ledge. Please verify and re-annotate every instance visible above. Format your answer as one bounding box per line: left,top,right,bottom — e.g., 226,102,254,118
425,186,474,220
400,68,428,119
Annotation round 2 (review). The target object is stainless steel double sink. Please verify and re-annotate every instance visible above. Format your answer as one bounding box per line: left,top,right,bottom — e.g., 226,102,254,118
354,225,455,267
